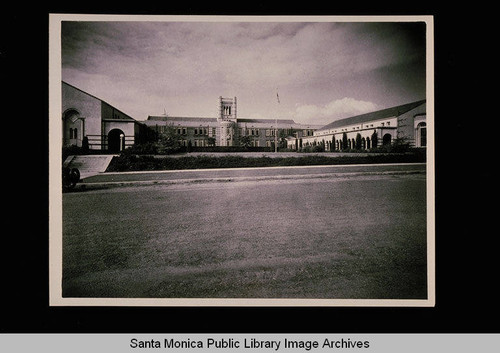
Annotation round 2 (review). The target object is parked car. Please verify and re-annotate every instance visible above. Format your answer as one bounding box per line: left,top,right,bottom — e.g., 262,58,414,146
62,167,80,191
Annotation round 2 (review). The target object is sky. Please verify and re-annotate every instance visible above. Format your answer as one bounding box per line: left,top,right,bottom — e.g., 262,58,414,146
61,18,427,125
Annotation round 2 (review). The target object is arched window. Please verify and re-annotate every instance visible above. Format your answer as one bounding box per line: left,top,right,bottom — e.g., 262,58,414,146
417,122,427,147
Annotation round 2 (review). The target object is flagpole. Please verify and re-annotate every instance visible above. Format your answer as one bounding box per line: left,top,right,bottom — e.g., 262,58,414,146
275,89,279,153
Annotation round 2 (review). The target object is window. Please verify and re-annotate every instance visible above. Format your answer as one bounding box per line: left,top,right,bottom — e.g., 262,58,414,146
416,122,427,147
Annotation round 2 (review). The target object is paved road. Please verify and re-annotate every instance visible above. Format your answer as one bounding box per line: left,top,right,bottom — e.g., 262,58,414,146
62,166,428,300
77,163,426,189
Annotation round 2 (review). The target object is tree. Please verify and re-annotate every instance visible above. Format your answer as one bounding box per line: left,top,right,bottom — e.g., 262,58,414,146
207,137,216,147
157,124,181,154
331,136,336,151
278,129,288,148
239,135,252,148
371,131,378,149
389,137,411,153
355,133,362,150
82,136,89,153
372,131,378,149
342,132,348,151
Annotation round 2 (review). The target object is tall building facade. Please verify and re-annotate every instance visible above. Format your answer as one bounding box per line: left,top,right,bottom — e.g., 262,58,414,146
144,96,322,148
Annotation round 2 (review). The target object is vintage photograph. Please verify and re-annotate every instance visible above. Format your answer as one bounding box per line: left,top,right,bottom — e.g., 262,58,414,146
49,15,434,306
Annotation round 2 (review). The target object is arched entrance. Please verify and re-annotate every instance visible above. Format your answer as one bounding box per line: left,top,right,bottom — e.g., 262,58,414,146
382,133,392,146
108,129,125,152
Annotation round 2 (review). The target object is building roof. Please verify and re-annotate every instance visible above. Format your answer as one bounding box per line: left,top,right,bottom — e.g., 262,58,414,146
317,100,426,132
238,118,296,125
62,81,137,122
147,116,218,123
145,115,322,129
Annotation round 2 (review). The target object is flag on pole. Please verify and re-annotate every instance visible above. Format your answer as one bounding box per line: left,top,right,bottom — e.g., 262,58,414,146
276,91,280,104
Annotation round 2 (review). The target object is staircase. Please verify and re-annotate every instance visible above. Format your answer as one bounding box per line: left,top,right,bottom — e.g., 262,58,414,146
63,155,115,180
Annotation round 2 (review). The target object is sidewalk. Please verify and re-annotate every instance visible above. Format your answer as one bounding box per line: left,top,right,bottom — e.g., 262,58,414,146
74,163,426,191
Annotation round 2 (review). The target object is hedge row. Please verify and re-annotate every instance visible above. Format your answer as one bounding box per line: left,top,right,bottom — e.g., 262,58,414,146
106,152,426,172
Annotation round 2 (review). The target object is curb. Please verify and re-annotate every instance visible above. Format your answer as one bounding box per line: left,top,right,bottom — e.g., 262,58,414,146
72,170,425,191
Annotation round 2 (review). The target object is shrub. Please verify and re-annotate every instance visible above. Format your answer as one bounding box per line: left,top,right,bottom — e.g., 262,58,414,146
312,145,325,152
62,145,83,161
298,146,313,153
121,142,159,155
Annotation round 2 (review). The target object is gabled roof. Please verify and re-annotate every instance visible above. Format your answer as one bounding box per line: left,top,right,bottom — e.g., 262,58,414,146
317,100,426,132
63,81,137,122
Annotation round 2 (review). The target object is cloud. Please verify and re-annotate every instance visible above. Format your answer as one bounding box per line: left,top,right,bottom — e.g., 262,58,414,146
61,20,425,123
293,97,379,124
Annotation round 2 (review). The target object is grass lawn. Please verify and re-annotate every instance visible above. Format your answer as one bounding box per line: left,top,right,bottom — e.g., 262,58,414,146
62,175,427,299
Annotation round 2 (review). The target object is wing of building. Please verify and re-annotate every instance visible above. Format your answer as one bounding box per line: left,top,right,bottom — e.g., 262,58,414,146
62,81,148,152
296,100,427,151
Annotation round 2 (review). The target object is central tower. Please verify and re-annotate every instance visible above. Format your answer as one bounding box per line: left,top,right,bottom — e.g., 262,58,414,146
217,96,237,146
